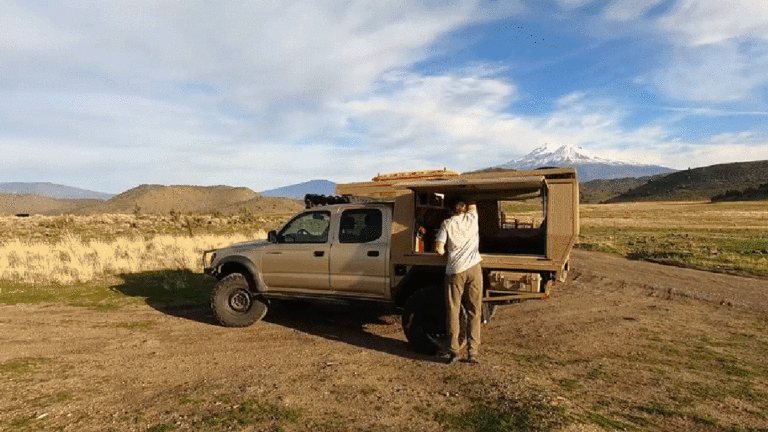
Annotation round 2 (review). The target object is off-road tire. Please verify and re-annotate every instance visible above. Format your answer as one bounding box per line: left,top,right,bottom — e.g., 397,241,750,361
211,273,268,327
402,286,448,355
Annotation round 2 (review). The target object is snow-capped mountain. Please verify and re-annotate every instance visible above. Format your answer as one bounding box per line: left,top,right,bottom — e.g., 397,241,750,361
495,144,676,182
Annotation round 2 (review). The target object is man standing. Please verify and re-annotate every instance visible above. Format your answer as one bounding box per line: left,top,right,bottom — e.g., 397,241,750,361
435,200,482,364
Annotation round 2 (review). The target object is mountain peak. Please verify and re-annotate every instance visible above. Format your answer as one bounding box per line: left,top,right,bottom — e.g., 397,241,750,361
494,144,676,181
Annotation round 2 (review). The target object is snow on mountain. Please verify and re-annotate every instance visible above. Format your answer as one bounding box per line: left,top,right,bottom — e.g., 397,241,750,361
495,144,676,182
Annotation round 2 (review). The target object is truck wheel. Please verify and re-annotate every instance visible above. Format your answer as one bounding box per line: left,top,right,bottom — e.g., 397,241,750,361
402,286,447,355
211,273,268,327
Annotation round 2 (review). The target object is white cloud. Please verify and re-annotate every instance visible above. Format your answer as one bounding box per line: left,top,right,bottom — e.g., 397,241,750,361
569,0,768,104
554,0,594,11
657,0,768,47
0,2,81,53
603,0,668,22
652,41,768,102
661,131,768,169
339,74,685,170
652,0,768,102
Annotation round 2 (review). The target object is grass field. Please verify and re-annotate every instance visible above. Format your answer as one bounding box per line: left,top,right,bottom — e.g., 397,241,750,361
1,201,766,289
0,212,294,288
578,201,768,278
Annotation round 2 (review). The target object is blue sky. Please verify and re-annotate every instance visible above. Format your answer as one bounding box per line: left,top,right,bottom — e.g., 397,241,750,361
2,0,767,193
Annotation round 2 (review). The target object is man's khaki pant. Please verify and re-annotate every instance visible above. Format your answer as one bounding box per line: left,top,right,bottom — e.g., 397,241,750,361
445,263,483,356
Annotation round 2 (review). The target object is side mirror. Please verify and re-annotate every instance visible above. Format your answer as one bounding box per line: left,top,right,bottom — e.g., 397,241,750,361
268,230,278,243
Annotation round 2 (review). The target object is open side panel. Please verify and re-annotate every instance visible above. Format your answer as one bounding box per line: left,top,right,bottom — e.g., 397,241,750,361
544,179,579,263
407,176,548,258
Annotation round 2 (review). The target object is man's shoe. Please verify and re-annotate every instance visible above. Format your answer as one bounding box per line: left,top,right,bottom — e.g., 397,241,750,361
465,353,479,364
440,352,460,365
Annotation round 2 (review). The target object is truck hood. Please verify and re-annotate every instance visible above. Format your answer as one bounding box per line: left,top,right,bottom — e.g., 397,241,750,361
209,239,271,269
220,239,270,251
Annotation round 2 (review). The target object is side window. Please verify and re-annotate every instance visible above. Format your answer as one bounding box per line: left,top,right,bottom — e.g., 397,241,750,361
339,209,382,243
279,211,331,243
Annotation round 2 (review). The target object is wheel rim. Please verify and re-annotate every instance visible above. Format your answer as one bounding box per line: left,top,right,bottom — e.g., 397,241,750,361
229,289,252,312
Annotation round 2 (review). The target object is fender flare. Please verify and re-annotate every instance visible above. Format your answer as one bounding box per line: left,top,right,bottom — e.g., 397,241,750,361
216,256,266,293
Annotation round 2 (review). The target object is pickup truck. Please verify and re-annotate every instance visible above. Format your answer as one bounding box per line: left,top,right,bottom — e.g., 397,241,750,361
203,168,579,354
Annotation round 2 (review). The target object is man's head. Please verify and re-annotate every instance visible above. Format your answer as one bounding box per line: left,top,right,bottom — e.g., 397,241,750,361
449,199,467,215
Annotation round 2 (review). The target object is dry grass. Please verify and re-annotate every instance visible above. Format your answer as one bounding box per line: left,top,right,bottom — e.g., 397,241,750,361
0,232,264,285
0,213,290,285
4,201,768,284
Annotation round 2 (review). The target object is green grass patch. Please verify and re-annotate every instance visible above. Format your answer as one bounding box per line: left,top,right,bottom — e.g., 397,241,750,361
197,400,302,429
436,404,536,432
639,403,681,417
359,385,377,396
586,363,610,381
146,424,177,432
0,357,51,376
557,378,580,392
435,400,567,432
0,279,131,307
586,411,633,431
8,414,36,430
444,373,460,384
0,269,211,309
29,391,73,407
578,226,768,278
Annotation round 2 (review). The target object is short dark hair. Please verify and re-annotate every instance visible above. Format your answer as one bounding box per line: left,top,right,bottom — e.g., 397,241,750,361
449,200,467,215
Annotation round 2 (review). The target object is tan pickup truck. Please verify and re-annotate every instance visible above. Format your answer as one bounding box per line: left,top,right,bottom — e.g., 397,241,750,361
203,168,579,353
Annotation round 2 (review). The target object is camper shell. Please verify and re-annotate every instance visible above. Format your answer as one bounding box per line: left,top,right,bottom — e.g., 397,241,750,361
336,168,578,304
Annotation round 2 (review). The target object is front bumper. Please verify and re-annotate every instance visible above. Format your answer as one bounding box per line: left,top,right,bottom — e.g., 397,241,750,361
202,249,218,277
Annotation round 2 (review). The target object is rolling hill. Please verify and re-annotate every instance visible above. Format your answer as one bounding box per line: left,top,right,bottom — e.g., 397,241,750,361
0,194,102,216
260,180,337,199
580,174,670,203
80,184,301,215
0,182,114,200
0,185,304,216
607,160,768,202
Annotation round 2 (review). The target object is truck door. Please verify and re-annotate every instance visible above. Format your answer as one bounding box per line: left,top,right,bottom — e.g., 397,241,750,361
261,210,331,292
329,207,389,296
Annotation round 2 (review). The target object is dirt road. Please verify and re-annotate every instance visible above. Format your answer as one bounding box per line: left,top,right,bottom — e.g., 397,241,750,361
2,250,767,431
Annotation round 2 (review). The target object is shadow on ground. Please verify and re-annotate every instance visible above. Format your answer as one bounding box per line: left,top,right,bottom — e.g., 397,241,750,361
111,269,218,325
265,300,441,362
111,270,439,362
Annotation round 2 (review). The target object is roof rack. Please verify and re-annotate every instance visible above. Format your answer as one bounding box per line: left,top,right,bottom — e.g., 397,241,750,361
304,194,379,209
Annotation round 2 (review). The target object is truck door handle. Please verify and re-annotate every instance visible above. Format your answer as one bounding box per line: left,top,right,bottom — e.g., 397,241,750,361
314,251,325,257
367,251,379,257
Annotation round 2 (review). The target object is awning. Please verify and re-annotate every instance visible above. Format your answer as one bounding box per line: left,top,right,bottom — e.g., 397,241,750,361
403,176,545,194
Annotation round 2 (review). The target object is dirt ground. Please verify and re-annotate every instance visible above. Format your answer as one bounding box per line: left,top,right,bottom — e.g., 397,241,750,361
2,249,768,432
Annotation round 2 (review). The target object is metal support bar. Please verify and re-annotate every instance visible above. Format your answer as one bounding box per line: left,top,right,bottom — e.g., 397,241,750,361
483,290,548,302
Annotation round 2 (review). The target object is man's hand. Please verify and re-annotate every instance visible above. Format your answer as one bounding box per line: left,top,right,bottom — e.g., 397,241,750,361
435,241,445,256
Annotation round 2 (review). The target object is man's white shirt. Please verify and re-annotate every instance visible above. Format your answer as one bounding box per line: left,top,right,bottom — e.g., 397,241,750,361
435,206,482,274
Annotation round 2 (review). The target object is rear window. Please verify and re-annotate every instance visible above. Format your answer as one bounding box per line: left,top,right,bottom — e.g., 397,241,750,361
339,209,383,243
